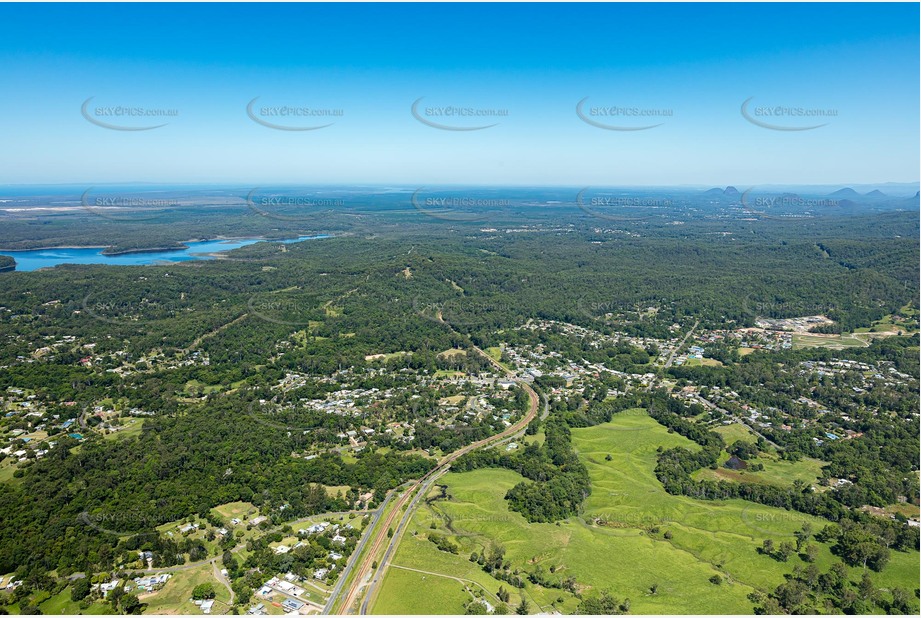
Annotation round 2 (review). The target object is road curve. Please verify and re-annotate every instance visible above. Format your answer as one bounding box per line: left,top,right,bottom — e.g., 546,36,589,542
333,358,539,614
330,316,538,614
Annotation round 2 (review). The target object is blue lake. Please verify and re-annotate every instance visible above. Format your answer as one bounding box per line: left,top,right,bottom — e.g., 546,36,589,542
1,235,328,272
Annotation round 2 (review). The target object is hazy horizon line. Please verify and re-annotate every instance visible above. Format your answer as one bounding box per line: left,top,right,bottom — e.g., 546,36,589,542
2,181,918,190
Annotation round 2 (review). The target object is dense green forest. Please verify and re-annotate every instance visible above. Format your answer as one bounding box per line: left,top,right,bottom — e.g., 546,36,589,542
0,205,917,593
0,397,434,575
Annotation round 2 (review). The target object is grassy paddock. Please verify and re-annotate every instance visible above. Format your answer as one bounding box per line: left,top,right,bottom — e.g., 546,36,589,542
713,423,757,444
372,410,920,614
693,452,826,489
102,418,145,441
210,501,258,521
141,563,229,614
38,588,115,615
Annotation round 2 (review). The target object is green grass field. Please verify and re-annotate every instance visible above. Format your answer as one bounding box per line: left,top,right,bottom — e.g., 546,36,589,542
372,410,920,615
438,349,467,359
323,484,352,499
211,501,258,521
713,423,757,444
693,451,826,489
372,469,577,615
572,414,915,603
38,588,115,615
102,418,145,441
484,347,502,361
853,310,919,335
180,379,225,396
374,566,478,615
483,346,513,372
0,460,19,483
141,563,230,614
2,586,113,615
685,357,724,367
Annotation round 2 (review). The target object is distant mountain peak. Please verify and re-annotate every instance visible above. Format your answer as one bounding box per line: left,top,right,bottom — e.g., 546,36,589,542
865,189,887,198
703,186,739,197
829,187,860,197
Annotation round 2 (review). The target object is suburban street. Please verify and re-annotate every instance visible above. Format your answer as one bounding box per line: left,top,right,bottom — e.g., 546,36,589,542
690,393,784,450
664,320,700,368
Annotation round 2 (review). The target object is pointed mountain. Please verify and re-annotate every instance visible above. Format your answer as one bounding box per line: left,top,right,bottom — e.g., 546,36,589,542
829,187,860,198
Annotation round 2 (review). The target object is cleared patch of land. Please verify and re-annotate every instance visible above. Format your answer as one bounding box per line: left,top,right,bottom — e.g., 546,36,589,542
434,370,465,378
574,413,917,607
324,484,352,499
484,347,503,362
38,588,114,615
792,333,868,349
483,346,514,373
693,453,825,488
685,357,724,367
438,348,467,359
365,351,410,362
439,395,466,405
102,418,145,441
713,423,757,444
142,563,230,614
211,501,258,521
0,461,20,483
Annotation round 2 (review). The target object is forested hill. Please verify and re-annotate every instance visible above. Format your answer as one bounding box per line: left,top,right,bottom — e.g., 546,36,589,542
0,215,917,578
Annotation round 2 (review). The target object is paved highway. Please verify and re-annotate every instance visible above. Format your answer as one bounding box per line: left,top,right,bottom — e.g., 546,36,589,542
329,339,540,615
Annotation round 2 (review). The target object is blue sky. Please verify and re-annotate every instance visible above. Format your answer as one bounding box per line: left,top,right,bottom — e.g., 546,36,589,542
0,2,917,186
